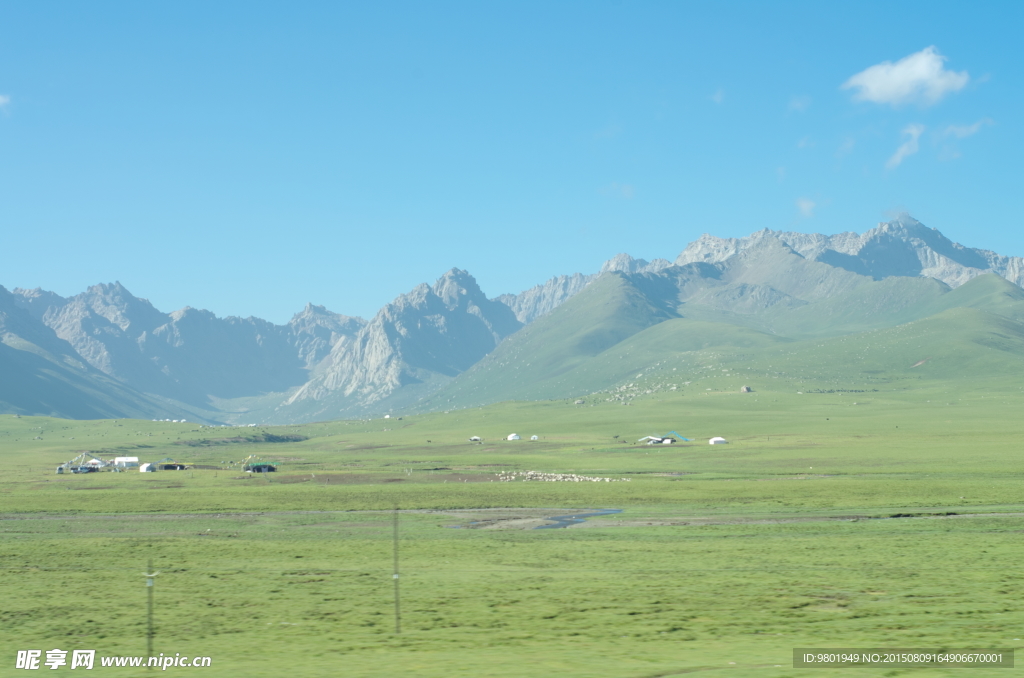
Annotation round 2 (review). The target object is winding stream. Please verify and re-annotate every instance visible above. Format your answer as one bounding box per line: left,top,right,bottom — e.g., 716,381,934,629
534,508,623,529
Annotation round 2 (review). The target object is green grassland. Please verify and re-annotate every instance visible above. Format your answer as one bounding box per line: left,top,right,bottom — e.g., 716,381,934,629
5,294,1024,677
3,360,1024,677
420,273,1024,413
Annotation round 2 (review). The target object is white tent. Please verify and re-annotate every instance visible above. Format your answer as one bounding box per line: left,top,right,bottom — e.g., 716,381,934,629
709,437,728,445
114,456,139,468
139,463,157,472
507,433,521,441
530,435,539,441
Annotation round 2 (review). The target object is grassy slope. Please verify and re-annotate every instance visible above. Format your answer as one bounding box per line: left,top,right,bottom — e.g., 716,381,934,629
424,274,1024,412
773,273,1024,339
415,272,672,410
769,276,951,337
0,335,210,422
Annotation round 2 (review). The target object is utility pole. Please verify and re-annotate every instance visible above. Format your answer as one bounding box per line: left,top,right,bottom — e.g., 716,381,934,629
144,559,159,662
392,508,401,634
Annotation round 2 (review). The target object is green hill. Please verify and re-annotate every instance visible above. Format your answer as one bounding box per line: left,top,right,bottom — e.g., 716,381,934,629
612,306,1024,401
414,272,674,410
424,273,1024,411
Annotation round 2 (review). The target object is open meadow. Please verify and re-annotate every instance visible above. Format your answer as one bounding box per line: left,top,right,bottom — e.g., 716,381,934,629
2,380,1024,677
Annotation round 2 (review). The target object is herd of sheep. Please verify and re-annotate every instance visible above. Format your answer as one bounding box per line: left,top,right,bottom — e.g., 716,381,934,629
496,470,631,483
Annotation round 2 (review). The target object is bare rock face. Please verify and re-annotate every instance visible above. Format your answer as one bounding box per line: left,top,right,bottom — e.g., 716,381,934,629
0,285,79,359
495,254,674,325
287,269,522,410
287,303,365,369
0,285,200,420
495,273,595,324
600,253,674,275
675,215,1024,290
10,283,332,406
34,282,169,380
9,287,68,320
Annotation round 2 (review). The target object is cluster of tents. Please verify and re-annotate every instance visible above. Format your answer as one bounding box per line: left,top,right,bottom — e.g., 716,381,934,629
55,453,188,474
465,431,728,446
638,432,728,445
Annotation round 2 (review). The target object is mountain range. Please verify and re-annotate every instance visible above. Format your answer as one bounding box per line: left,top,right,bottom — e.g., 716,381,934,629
4,214,1024,423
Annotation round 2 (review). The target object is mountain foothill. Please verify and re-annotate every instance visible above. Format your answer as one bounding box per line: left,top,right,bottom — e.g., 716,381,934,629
4,215,1024,424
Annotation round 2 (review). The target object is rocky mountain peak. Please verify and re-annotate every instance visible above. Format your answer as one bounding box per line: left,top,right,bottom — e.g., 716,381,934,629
284,269,523,415
601,254,674,275
69,281,165,332
300,302,328,315
431,268,485,307
289,303,363,328
495,272,596,324
10,287,68,319
672,216,1024,291
675,234,745,266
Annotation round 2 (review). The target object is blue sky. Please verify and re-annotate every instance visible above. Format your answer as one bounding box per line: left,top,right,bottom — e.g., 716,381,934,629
1,1,1020,322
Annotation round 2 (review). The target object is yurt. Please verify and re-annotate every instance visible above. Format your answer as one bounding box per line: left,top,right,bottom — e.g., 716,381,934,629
709,437,728,445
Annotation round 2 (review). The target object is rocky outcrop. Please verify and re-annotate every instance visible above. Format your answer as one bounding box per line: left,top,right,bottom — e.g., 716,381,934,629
287,269,522,410
675,215,1024,290
10,283,343,406
9,287,68,320
600,253,674,275
495,273,595,324
287,303,365,369
0,285,198,421
495,254,674,325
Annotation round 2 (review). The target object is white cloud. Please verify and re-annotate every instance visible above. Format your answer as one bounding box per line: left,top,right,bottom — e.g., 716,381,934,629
886,124,925,169
789,95,811,112
0,95,9,110
796,198,815,218
842,46,968,107
944,118,992,139
710,88,725,104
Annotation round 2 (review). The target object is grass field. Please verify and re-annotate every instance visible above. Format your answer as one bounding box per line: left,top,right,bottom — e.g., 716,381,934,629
2,381,1024,677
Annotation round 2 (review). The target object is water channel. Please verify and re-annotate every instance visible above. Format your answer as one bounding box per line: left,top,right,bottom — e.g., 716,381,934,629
533,508,623,529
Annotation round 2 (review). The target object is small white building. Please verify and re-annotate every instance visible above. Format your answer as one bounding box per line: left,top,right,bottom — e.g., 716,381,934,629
507,433,521,441
709,437,728,445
